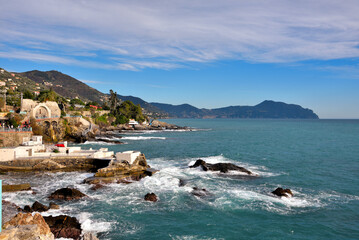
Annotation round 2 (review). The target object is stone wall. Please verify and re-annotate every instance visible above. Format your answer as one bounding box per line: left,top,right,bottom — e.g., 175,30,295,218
0,132,32,147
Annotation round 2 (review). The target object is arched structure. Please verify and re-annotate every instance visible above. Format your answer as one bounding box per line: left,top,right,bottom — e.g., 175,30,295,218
32,103,51,119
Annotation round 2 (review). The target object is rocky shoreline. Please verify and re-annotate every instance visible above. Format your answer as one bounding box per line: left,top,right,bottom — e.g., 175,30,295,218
0,154,294,239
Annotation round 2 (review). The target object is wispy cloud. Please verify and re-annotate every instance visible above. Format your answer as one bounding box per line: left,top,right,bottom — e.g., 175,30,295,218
1,0,359,70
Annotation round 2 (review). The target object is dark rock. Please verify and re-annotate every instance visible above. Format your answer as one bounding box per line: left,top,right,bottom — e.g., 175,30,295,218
49,202,60,209
179,179,187,187
190,159,252,174
90,183,105,191
48,187,87,201
23,205,32,213
32,201,49,212
144,193,158,202
44,215,82,240
272,187,293,197
191,187,211,197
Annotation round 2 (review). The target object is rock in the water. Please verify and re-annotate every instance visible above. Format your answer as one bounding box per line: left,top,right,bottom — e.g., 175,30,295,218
272,187,293,197
190,159,252,174
191,187,211,198
1,212,54,240
144,193,158,202
90,183,105,191
86,153,157,184
83,232,99,240
23,205,32,213
179,179,187,187
32,201,49,212
1,200,21,224
49,202,60,209
44,215,82,240
48,187,87,201
2,183,31,192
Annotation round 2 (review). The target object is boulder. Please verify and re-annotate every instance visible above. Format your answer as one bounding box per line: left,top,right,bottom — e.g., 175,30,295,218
90,183,105,191
1,200,21,224
83,232,99,240
191,187,211,198
179,179,187,187
1,212,54,240
272,187,293,197
32,201,49,212
23,205,32,213
44,215,82,240
144,193,158,202
190,159,252,174
2,183,31,192
49,202,60,209
48,188,87,201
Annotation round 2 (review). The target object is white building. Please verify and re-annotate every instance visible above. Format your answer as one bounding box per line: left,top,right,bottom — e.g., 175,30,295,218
128,119,139,125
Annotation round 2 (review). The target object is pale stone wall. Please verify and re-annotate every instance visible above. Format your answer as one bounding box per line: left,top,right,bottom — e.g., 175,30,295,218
0,132,32,147
0,148,15,161
116,151,141,164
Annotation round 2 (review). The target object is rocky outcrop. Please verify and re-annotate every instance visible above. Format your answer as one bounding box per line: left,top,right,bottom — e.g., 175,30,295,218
32,159,66,171
44,215,82,240
48,187,87,200
144,193,158,202
2,200,21,223
84,154,157,184
0,212,54,240
190,159,252,174
32,201,49,212
272,187,293,197
2,183,31,192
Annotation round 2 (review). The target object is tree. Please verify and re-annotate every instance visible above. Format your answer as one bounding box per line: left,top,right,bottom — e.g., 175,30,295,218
23,90,35,100
109,89,118,113
37,89,58,102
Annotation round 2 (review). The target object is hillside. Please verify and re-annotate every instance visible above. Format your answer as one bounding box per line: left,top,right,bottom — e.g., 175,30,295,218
151,100,319,119
19,70,106,103
17,69,166,117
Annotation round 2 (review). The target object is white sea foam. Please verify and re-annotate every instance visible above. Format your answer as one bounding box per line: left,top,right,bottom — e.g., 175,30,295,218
78,212,113,233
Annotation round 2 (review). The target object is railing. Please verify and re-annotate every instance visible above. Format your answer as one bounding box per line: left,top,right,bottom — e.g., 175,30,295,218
0,127,32,132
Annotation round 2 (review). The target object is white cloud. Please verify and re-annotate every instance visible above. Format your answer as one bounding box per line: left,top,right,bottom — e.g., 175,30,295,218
1,0,359,70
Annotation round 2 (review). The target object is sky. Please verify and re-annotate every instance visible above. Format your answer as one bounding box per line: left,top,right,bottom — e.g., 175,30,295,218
1,0,359,118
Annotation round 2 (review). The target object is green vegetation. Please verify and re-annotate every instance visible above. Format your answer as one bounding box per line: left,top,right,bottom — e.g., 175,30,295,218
23,90,35,100
112,100,146,125
37,89,58,102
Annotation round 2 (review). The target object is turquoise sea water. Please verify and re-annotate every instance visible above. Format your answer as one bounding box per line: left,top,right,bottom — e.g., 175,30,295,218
2,119,359,239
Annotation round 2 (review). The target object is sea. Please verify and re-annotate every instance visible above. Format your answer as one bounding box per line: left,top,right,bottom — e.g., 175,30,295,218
2,119,359,240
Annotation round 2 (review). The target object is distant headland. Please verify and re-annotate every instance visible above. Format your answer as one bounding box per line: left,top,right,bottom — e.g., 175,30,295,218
0,67,319,119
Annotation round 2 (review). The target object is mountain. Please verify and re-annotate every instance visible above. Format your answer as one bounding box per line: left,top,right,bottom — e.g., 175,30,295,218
2,68,318,119
19,70,106,103
151,100,319,119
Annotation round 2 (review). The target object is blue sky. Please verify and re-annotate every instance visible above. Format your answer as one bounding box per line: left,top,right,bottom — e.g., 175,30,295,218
1,0,359,118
